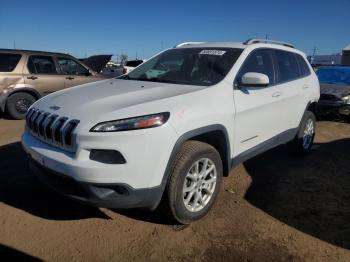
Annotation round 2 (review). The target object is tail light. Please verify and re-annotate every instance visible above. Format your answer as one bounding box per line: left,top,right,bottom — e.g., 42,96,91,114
123,67,127,74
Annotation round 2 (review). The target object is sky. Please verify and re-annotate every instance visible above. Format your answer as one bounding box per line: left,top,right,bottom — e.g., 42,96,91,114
0,0,349,60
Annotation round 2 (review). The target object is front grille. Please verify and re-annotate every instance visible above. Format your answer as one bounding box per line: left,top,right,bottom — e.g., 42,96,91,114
25,108,80,152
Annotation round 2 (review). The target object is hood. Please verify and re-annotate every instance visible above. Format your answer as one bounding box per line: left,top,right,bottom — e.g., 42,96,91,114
34,79,205,122
320,83,350,99
80,55,112,73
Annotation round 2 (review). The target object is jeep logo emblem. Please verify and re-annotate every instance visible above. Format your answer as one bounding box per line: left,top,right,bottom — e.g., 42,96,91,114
50,105,61,111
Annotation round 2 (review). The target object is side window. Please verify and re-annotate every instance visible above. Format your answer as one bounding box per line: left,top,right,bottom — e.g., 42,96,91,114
295,54,311,77
236,49,275,86
0,53,22,72
27,56,57,74
57,57,88,75
274,50,300,83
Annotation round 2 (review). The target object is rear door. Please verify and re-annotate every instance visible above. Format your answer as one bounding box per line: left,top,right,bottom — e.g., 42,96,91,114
24,55,65,95
273,50,310,130
57,57,104,88
233,48,285,155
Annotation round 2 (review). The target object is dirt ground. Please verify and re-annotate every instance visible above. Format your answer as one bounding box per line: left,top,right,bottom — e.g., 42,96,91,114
0,118,349,261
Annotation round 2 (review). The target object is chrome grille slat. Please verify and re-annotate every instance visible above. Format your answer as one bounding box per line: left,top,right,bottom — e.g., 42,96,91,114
45,114,58,139
29,109,39,130
34,111,45,134
25,108,79,152
53,117,68,144
26,108,35,126
62,120,80,146
38,113,50,136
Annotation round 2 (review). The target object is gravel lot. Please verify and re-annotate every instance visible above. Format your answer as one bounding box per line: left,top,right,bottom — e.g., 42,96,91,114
0,119,349,261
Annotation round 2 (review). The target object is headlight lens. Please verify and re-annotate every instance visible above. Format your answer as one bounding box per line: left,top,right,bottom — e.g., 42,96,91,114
90,112,170,132
342,95,350,104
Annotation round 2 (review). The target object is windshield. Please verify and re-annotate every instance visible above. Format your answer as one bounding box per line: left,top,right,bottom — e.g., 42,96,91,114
121,48,243,86
316,68,350,85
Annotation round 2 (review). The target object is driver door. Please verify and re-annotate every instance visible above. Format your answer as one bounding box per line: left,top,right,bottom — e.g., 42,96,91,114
233,49,285,155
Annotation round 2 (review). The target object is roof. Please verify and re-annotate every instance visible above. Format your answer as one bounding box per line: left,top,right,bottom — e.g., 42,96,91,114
175,42,246,49
0,48,72,56
174,39,296,50
344,44,350,51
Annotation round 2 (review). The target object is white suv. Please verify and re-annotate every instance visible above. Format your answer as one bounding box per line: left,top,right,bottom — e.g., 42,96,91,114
22,39,320,224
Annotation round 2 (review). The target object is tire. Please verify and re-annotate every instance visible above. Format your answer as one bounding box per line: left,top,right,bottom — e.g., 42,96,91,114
6,92,36,120
287,110,316,155
162,140,223,224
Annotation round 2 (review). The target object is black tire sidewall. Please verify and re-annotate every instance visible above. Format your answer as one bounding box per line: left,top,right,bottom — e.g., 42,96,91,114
6,93,36,120
293,110,316,154
170,146,223,223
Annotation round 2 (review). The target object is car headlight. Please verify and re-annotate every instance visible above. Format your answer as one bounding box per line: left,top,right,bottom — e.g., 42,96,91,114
90,112,170,132
342,95,350,104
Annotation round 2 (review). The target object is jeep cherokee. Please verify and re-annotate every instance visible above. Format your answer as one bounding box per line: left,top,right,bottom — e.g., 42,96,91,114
21,39,320,224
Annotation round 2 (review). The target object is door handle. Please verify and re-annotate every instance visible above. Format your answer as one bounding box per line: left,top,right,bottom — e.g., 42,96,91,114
302,85,309,89
66,76,74,80
27,76,38,80
272,92,282,98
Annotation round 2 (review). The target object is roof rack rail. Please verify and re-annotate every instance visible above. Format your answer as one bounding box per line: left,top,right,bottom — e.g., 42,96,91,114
174,42,205,48
243,38,294,48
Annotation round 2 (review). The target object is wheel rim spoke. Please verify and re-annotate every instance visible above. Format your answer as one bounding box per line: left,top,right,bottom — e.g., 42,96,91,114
182,158,217,212
302,119,314,149
184,191,195,205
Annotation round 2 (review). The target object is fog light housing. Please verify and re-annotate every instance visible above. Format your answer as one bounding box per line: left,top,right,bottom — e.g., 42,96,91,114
89,149,126,164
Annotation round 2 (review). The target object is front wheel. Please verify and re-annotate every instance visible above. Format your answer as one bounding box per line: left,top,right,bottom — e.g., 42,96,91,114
6,92,36,120
287,110,316,155
163,141,223,224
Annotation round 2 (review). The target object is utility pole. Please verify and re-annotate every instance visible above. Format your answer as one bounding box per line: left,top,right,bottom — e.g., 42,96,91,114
265,33,268,40
312,46,317,57
13,40,16,49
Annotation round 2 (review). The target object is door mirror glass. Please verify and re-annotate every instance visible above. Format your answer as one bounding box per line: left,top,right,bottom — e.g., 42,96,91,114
240,72,269,87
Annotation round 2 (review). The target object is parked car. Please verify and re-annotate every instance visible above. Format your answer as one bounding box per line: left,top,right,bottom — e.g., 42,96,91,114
22,39,319,224
316,66,350,120
101,63,124,77
0,49,108,119
123,59,145,74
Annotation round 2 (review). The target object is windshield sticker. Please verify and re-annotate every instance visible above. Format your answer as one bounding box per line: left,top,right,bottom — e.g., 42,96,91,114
199,50,226,56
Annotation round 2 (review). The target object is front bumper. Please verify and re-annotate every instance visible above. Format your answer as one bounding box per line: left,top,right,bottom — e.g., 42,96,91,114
21,123,178,209
28,157,163,210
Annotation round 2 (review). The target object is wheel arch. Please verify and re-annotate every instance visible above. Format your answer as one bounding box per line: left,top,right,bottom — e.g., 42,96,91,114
163,124,231,185
2,88,41,111
306,101,318,114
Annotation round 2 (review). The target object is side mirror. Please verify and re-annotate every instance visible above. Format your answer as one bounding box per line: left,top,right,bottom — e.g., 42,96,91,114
240,72,269,87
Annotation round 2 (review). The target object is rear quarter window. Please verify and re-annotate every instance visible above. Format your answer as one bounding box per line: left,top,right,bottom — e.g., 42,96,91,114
0,53,22,72
295,54,311,77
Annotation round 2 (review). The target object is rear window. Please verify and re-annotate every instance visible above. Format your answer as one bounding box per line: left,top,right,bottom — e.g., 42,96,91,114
125,60,144,67
0,53,22,72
